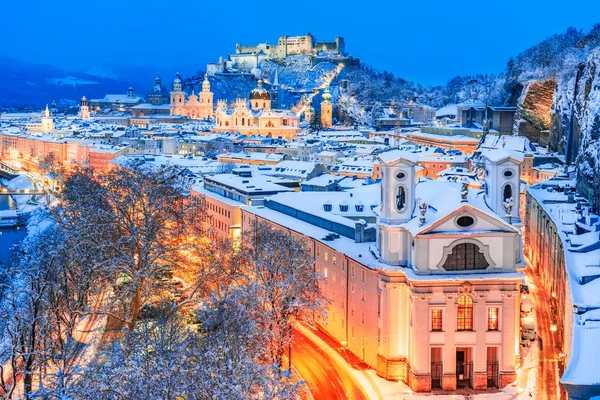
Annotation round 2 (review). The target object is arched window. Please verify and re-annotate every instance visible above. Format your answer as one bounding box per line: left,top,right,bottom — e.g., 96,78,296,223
503,184,513,202
255,102,258,108
457,295,473,331
396,186,406,211
441,243,489,271
242,117,245,126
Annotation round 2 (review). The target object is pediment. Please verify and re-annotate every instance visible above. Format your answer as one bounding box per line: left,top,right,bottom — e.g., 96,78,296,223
416,203,518,235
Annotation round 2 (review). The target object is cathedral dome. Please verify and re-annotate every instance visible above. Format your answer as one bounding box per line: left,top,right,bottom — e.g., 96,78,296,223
250,80,270,100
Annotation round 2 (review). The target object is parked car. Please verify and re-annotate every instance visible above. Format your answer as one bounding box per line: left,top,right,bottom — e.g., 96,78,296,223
521,317,536,342
521,298,533,316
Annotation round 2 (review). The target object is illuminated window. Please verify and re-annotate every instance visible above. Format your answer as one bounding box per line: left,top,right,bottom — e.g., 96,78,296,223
324,268,328,279
431,309,443,331
488,307,499,331
457,295,473,331
442,243,489,271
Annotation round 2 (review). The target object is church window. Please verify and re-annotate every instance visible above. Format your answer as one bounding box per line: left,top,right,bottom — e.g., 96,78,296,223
396,186,406,211
225,121,229,127
263,102,266,108
242,118,245,126
442,243,489,271
396,171,406,180
487,307,499,330
255,102,258,108
456,216,475,228
431,309,443,331
503,170,514,178
457,295,473,331
503,184,513,202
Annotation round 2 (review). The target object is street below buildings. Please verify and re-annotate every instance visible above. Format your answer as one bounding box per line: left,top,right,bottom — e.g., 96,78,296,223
526,267,567,400
292,331,367,400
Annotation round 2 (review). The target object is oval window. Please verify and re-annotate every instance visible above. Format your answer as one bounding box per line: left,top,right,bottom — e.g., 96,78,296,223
503,170,514,178
396,172,406,179
456,216,475,227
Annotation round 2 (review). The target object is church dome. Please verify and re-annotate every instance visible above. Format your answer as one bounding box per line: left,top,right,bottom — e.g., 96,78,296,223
322,86,332,102
250,80,270,100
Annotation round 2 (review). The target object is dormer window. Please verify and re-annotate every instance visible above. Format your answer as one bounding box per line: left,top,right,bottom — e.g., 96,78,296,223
355,204,364,212
323,203,332,212
339,204,348,212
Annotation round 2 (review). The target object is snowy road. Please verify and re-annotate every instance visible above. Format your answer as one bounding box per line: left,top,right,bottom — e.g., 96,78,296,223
292,331,367,400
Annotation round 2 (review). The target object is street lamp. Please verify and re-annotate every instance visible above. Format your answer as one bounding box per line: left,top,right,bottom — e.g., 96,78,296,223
550,324,557,332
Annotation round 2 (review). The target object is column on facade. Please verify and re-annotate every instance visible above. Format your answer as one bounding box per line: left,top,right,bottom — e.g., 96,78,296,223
377,281,406,381
500,290,518,387
442,293,457,390
473,291,488,390
410,292,433,391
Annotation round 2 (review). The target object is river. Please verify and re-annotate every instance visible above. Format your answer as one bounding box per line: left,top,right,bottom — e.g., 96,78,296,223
0,191,27,266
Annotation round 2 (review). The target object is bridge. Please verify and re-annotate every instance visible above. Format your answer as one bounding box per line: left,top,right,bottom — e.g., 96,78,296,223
0,162,18,179
0,189,45,196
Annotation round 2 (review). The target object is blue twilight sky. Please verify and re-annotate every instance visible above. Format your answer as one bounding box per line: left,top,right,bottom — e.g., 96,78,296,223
1,0,599,86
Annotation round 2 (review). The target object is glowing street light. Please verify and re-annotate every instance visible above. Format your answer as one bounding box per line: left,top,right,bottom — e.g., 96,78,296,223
550,324,557,332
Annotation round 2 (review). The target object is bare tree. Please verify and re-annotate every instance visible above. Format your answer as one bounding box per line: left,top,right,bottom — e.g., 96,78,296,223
240,219,326,368
57,165,218,330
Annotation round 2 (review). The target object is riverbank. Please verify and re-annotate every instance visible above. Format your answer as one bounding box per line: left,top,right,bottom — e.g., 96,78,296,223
0,175,42,227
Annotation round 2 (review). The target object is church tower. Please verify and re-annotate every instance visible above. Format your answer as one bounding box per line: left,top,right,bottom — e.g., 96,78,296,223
482,150,523,223
376,150,419,266
170,72,185,116
270,70,279,109
127,85,135,98
320,86,333,128
41,104,54,132
199,73,214,118
79,96,90,120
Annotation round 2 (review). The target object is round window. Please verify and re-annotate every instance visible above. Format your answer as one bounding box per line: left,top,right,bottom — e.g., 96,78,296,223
396,172,406,179
503,170,514,178
456,216,475,227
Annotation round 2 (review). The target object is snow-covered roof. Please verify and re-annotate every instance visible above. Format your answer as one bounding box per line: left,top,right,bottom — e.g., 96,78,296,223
436,104,458,117
378,149,419,165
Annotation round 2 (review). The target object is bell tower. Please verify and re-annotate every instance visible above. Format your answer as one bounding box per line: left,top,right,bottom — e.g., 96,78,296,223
170,72,185,116
199,73,214,118
320,86,332,128
79,96,90,119
482,150,523,223
377,150,419,266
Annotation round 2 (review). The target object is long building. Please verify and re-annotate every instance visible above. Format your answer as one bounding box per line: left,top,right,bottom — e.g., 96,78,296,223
241,148,525,392
525,176,600,400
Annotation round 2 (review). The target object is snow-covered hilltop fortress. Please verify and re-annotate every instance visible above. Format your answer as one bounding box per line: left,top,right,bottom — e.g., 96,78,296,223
235,33,345,58
207,33,355,74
